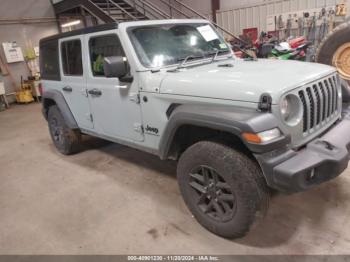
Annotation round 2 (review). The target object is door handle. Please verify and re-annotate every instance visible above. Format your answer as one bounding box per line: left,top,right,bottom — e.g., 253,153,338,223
88,88,102,97
62,86,72,92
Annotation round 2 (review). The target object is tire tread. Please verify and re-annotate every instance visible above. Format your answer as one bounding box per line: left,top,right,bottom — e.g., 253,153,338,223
177,141,270,239
48,105,81,155
315,20,350,65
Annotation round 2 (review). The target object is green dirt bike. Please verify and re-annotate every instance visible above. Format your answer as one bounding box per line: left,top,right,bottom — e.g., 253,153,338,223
269,41,311,61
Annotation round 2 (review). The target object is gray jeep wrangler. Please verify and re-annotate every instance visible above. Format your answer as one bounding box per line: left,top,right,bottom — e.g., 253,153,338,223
40,19,350,239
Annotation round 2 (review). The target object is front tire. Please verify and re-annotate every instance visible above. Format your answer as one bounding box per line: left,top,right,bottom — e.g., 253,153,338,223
47,105,81,155
177,141,269,239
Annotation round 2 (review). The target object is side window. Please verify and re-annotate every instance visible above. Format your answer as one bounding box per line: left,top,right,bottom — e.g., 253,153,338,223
40,39,60,81
61,40,83,76
89,34,125,77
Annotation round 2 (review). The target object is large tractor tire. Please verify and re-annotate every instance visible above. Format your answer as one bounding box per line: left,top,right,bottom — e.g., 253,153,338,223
316,20,350,81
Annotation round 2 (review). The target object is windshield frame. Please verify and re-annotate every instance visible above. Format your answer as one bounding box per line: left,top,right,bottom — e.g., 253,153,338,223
126,22,233,69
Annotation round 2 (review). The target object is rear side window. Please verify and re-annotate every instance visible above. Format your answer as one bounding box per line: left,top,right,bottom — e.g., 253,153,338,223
61,40,83,76
40,39,60,81
89,34,125,77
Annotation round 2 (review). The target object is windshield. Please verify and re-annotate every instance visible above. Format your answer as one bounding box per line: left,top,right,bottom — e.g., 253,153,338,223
128,23,232,68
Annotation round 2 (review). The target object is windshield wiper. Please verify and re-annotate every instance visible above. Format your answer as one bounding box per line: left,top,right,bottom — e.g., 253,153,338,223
205,50,232,63
177,55,205,69
177,50,230,68
168,50,232,72
166,55,204,72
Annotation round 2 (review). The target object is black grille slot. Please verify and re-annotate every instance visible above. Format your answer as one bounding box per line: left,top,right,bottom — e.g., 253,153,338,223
330,78,336,113
313,85,321,125
299,90,308,133
324,80,332,118
306,87,315,129
319,83,327,122
329,77,338,112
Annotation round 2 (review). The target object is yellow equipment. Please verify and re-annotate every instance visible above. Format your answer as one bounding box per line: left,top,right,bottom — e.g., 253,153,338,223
16,90,34,103
16,82,34,103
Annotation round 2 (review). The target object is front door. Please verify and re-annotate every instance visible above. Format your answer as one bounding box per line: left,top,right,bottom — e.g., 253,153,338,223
85,32,143,142
59,36,93,130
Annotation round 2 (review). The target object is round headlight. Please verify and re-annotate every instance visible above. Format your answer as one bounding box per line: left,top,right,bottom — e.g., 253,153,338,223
281,97,291,120
280,94,303,126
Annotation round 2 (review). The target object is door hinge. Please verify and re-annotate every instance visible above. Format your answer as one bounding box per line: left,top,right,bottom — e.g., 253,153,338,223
82,88,88,97
129,93,140,104
134,123,143,133
90,114,93,122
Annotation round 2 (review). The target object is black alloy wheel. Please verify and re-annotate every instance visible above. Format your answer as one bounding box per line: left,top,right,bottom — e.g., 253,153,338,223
188,165,237,223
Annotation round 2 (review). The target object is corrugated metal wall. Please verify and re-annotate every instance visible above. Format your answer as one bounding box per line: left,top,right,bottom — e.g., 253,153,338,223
216,0,345,37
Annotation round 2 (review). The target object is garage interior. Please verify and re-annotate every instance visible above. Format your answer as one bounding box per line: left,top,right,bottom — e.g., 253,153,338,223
1,0,350,256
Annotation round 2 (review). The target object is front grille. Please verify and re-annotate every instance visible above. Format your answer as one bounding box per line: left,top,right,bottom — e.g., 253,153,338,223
298,75,339,134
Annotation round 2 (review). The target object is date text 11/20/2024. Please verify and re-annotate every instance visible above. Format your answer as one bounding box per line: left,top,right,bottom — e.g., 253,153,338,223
127,256,220,261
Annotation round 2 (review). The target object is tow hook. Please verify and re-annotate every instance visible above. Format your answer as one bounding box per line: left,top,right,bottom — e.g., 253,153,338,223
316,140,335,151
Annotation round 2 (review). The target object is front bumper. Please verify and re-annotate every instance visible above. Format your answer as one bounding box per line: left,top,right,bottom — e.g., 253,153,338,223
256,113,350,193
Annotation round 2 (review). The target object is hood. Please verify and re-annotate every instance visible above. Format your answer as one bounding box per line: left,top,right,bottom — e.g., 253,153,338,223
159,59,336,104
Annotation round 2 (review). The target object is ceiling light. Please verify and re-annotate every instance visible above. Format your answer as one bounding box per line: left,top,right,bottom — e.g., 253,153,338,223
61,20,81,28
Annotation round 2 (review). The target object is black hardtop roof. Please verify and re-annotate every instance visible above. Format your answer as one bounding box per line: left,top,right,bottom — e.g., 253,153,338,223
40,23,119,44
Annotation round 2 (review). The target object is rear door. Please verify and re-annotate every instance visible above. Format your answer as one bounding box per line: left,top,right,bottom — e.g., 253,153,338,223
59,36,93,130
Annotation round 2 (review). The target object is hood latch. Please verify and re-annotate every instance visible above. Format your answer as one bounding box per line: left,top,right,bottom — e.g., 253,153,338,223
258,93,272,112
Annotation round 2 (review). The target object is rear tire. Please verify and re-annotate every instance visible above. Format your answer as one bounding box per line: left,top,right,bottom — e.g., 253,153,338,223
316,21,350,80
177,141,269,239
47,105,81,155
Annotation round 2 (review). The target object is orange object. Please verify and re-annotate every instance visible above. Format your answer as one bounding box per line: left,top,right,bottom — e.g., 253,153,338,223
242,133,262,144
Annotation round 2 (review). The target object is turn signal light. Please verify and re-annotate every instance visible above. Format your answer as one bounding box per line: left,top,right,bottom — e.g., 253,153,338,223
242,128,281,144
242,133,262,144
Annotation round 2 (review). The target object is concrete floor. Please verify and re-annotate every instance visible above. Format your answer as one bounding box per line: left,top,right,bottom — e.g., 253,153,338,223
0,103,350,255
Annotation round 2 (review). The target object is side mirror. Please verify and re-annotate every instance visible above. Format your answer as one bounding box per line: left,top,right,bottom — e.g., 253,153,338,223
103,56,127,78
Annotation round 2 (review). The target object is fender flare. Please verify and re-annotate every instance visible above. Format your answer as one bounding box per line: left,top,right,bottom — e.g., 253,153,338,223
42,89,79,129
158,104,289,159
